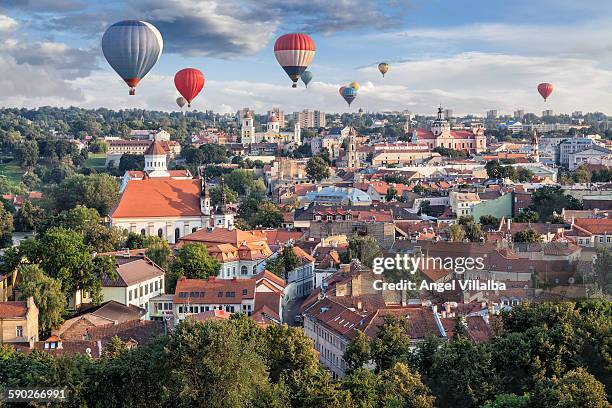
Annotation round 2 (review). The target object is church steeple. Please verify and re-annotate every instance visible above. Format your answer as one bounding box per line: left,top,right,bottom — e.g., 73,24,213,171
530,129,539,162
213,176,235,229
201,175,211,216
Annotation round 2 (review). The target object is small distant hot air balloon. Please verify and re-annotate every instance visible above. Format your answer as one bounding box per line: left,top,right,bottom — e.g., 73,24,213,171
349,82,360,91
339,86,346,97
102,20,163,95
176,97,187,108
274,33,316,88
174,68,205,107
537,83,554,101
341,86,357,106
378,62,389,78
301,71,313,87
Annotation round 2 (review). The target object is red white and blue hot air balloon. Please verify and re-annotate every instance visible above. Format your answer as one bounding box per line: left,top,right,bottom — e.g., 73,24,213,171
274,33,316,88
102,20,163,95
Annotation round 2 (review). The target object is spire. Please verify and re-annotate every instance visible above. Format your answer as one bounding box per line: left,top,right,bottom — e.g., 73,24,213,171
437,105,443,120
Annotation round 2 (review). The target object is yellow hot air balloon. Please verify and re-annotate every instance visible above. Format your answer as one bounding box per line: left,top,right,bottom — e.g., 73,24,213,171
349,81,360,91
378,62,389,77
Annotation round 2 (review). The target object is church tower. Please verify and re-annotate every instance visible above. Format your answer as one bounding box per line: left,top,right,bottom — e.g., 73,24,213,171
213,177,236,229
143,141,169,177
530,129,539,162
267,115,280,133
346,127,359,168
292,121,301,146
200,176,211,216
431,106,450,137
241,111,255,145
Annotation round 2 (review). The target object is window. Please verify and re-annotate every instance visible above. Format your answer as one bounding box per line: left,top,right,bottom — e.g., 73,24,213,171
218,292,223,297
140,287,143,297
155,281,158,291
16,326,23,337
140,229,146,236
129,290,132,301
178,306,183,313
226,291,235,297
178,292,188,298
242,289,248,295
241,266,248,275
174,228,180,242
253,265,257,274
192,227,197,233
157,228,163,238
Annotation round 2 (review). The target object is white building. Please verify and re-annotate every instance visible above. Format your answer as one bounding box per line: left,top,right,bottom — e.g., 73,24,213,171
100,251,165,318
110,142,217,244
241,112,301,147
568,146,612,170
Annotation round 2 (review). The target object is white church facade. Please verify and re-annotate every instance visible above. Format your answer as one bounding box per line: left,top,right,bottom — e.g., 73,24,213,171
240,111,301,147
110,141,235,244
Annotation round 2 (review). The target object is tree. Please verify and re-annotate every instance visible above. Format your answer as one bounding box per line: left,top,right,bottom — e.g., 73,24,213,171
531,368,609,408
486,160,504,179
118,154,145,173
419,200,433,216
249,201,283,228
572,166,592,183
209,185,238,206
530,186,581,222
45,174,119,215
427,337,497,408
103,335,129,358
267,246,300,280
306,156,330,182
377,363,436,408
168,243,220,291
14,200,43,232
513,229,542,243
386,187,397,201
225,169,265,197
144,236,172,270
14,140,39,169
0,207,13,248
480,215,499,228
458,216,484,242
17,264,67,333
515,209,539,223
345,234,383,268
594,247,612,295
199,143,229,164
19,228,103,301
481,394,530,408
344,330,371,372
514,167,534,182
448,223,466,242
371,315,411,372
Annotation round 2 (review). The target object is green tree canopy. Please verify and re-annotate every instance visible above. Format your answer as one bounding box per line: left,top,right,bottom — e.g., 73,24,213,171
168,243,220,291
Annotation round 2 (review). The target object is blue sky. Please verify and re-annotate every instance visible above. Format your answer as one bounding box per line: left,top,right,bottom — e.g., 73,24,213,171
1,0,612,115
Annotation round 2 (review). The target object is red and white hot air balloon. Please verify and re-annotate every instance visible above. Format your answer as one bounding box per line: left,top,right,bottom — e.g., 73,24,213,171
174,68,205,107
537,82,554,101
274,33,316,88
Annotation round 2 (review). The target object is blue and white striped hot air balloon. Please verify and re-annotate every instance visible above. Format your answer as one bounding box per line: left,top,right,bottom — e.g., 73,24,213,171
102,20,163,95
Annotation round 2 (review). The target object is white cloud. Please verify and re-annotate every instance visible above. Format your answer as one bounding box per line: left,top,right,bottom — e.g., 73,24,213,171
0,14,18,32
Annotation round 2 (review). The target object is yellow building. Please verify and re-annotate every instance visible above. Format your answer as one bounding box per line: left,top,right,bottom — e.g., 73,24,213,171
0,297,38,344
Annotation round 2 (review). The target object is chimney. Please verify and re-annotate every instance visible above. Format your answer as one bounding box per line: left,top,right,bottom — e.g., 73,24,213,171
356,300,363,310
506,218,511,231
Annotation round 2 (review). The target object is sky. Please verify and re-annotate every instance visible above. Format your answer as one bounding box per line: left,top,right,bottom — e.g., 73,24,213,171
1,0,612,115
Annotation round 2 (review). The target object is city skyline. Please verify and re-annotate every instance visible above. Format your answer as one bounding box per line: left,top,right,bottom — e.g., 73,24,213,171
1,1,612,114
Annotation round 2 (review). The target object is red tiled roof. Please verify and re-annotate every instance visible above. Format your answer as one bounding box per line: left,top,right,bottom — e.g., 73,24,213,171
174,277,255,304
574,218,612,234
112,179,202,218
144,141,168,156
0,301,28,318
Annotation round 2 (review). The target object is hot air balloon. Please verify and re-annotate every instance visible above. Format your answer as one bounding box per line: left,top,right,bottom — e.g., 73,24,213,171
274,33,316,88
174,68,205,107
339,86,346,97
102,20,163,95
176,97,187,108
537,83,554,101
349,82,360,91
301,71,313,87
378,62,389,78
341,86,357,106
